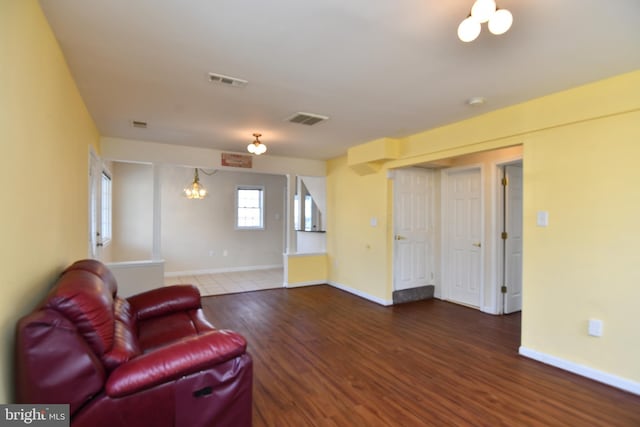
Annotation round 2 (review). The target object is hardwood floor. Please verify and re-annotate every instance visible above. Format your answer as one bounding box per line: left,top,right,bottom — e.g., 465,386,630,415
200,285,640,426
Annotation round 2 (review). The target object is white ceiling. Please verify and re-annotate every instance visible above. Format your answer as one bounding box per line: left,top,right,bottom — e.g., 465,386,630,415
39,0,640,160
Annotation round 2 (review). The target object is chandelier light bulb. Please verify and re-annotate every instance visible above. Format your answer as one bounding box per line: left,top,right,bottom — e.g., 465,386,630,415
471,0,496,23
184,168,207,199
488,8,513,35
458,16,481,42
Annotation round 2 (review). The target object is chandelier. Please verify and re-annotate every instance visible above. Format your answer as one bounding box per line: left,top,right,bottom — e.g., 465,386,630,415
183,168,207,199
458,0,513,43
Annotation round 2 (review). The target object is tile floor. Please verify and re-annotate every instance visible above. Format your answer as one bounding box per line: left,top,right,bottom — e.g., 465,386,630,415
164,268,284,297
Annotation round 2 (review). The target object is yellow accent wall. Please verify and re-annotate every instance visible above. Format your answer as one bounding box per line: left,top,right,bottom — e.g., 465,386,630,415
0,0,99,402
522,120,640,382
286,254,328,286
327,157,392,301
326,70,640,384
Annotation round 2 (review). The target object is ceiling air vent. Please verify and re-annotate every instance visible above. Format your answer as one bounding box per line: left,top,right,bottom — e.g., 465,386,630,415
208,72,248,88
286,112,329,126
131,120,147,129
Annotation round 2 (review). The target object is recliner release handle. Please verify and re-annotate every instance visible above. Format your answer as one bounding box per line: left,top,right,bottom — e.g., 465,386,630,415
193,386,213,398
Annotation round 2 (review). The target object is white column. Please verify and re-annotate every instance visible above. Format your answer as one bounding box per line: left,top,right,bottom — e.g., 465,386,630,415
152,163,162,261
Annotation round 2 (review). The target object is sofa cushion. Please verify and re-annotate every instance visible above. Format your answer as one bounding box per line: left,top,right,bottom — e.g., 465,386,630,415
138,311,197,352
45,270,115,356
102,318,141,371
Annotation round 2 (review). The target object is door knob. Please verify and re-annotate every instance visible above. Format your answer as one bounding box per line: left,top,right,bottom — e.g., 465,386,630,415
395,235,407,241
472,242,482,247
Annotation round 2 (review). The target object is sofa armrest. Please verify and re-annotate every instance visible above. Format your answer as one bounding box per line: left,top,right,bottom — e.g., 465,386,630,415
127,285,201,321
106,330,247,398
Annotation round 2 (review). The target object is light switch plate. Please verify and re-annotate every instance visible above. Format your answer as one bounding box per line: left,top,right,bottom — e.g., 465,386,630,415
588,319,603,337
537,211,549,227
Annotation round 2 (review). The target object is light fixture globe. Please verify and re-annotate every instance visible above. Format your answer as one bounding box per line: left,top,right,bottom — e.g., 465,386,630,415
471,0,496,23
488,8,513,35
458,16,481,42
247,133,267,155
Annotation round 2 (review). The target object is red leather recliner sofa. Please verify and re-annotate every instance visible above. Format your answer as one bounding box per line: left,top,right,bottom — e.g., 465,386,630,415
15,259,252,427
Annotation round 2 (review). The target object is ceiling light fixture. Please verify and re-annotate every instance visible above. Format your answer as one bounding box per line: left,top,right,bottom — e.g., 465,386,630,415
458,0,513,42
247,133,267,155
467,96,486,106
183,168,207,199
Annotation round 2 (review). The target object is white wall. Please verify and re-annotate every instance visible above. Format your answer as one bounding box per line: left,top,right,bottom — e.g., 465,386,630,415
101,137,326,177
161,166,286,274
111,162,154,261
110,163,287,273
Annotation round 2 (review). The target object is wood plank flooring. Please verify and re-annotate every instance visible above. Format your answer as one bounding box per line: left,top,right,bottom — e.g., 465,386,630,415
200,285,640,426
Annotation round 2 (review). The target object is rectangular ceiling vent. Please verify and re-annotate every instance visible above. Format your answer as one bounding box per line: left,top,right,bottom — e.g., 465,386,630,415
286,112,329,126
131,120,147,129
208,72,248,88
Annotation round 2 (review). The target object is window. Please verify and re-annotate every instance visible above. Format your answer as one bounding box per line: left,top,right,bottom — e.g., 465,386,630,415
236,186,264,229
101,172,112,243
304,194,313,231
293,194,300,231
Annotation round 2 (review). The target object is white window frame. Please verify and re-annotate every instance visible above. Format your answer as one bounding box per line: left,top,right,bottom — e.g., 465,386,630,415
235,185,265,230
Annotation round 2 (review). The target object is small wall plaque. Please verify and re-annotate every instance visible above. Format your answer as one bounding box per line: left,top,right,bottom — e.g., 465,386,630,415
221,153,252,168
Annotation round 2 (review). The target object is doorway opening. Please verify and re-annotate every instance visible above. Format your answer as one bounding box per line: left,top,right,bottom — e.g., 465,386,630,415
497,160,523,314
392,145,523,315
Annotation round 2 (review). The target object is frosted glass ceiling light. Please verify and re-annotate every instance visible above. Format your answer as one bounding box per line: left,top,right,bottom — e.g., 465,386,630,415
247,133,267,155
458,16,481,42
471,0,496,23
488,9,513,35
458,0,512,42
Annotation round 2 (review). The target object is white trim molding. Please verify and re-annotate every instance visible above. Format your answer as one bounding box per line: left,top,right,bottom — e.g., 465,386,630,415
165,264,282,277
519,346,640,396
285,280,325,288
328,281,393,306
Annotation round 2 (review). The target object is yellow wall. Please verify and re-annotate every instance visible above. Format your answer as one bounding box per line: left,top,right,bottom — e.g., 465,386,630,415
286,254,328,286
326,70,640,383
0,0,99,402
522,121,640,381
327,157,391,301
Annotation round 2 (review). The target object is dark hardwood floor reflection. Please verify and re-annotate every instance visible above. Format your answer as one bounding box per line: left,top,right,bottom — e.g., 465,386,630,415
200,285,640,426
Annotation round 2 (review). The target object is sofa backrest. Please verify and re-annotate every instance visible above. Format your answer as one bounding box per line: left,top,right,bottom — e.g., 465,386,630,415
64,259,118,298
45,269,116,356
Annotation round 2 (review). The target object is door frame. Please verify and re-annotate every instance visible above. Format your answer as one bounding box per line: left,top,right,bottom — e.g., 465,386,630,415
493,156,524,314
440,164,485,309
88,147,102,259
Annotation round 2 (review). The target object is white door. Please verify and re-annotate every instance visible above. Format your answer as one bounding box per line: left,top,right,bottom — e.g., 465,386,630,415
445,167,482,307
393,168,435,291
504,164,523,313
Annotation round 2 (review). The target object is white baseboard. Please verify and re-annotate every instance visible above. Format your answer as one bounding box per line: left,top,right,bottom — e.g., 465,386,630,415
519,346,640,396
328,281,393,306
165,264,283,277
285,280,325,288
